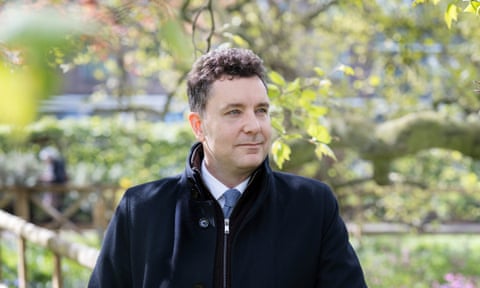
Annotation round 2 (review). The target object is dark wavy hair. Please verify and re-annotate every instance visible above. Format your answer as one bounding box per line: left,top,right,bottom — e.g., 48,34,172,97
187,48,267,114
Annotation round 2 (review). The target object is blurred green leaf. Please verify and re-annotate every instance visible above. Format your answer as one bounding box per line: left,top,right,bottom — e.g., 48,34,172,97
307,122,331,144
271,139,291,169
337,64,355,76
269,71,286,86
444,3,458,29
160,18,193,69
267,84,281,99
0,5,95,127
314,143,336,161
464,1,480,14
313,67,325,77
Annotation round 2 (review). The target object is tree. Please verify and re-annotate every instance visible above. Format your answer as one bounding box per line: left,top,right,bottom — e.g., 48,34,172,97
2,0,480,225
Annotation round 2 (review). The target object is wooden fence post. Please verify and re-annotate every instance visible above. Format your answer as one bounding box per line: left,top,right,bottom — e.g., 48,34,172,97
52,253,63,288
17,237,27,288
0,230,2,282
93,191,106,240
14,188,30,221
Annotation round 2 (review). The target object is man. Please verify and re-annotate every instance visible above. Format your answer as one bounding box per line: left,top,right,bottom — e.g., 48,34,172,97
89,48,367,287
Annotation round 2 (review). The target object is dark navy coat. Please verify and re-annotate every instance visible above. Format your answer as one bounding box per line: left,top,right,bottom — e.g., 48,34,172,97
89,143,367,288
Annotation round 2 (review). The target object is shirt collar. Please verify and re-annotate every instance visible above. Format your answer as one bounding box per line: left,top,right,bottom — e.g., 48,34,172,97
201,160,249,201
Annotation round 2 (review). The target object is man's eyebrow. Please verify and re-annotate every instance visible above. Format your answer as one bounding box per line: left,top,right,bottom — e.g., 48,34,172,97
221,102,270,110
222,103,244,110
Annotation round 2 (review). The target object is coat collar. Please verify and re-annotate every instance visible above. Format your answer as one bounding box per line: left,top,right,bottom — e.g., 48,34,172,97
183,142,273,209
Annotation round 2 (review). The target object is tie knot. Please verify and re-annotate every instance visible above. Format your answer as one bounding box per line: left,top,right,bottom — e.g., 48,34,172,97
223,189,241,218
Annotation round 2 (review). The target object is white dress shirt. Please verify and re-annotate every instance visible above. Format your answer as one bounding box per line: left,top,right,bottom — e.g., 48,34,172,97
201,160,249,207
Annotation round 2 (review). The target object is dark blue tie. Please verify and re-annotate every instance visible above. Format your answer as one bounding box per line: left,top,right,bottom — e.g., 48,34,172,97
223,188,241,218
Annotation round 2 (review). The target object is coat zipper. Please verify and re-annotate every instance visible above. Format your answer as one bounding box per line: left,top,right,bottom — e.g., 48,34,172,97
223,218,230,288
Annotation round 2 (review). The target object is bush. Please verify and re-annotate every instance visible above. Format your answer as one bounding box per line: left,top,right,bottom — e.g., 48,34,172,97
357,234,480,288
0,231,94,287
0,116,195,187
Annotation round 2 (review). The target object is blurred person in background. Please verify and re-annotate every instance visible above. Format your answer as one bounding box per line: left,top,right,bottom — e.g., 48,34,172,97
38,146,68,215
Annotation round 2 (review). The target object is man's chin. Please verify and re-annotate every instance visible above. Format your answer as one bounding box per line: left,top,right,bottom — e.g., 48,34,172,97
238,155,266,169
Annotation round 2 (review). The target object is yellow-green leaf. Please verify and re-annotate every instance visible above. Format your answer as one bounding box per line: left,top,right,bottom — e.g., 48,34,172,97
223,32,249,47
301,89,316,102
314,143,337,161
368,75,381,87
338,64,355,76
271,118,285,134
314,67,325,77
286,78,301,93
444,3,458,29
307,105,328,118
307,123,331,144
269,71,286,86
271,139,291,169
160,18,193,69
0,66,40,127
464,1,480,14
268,84,281,99
282,133,303,141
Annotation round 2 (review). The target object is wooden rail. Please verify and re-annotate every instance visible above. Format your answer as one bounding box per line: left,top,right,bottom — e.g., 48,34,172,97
0,210,99,288
347,222,480,235
0,184,119,233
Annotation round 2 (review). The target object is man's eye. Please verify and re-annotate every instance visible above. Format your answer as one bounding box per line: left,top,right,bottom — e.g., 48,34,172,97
227,110,241,115
256,108,269,114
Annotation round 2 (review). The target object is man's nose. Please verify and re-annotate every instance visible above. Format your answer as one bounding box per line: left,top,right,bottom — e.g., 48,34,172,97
243,111,261,133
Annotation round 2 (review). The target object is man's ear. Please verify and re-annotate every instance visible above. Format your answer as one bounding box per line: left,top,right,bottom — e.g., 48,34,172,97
188,112,204,141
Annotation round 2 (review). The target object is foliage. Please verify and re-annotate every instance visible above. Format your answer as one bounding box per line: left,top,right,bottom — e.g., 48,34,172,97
1,117,478,225
433,273,478,288
0,232,93,288
0,116,194,187
0,152,42,186
268,69,339,168
413,0,480,28
0,3,94,128
331,149,480,225
357,234,480,288
3,0,480,176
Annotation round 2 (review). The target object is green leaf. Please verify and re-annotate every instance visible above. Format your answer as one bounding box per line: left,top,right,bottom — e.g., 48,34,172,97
286,78,301,93
160,18,193,69
319,79,332,88
368,75,381,87
464,1,480,14
300,89,316,102
271,139,291,169
307,105,328,118
271,117,285,134
307,123,331,144
269,71,286,86
444,3,458,29
232,35,249,47
268,84,281,99
314,143,337,161
223,32,249,47
314,67,325,77
282,133,303,141
338,64,355,76
412,0,440,6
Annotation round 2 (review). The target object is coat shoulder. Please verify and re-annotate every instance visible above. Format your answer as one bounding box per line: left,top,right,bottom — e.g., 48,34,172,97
122,175,184,204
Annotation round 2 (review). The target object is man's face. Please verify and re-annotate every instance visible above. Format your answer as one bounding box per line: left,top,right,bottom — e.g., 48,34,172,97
189,76,272,183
